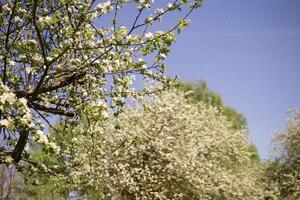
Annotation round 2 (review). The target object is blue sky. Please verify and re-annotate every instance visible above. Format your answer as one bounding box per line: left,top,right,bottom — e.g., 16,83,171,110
165,0,300,159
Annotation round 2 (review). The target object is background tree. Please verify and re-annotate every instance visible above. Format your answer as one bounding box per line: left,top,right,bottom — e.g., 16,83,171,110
180,80,260,161
0,0,203,166
23,146,67,200
0,165,15,200
0,164,26,200
0,144,67,200
180,80,246,130
264,109,300,199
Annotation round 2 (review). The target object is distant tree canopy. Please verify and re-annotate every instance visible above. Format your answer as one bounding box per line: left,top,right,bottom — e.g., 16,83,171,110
179,80,259,161
180,80,247,131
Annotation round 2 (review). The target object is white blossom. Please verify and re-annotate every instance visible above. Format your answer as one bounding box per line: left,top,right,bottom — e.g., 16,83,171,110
0,119,10,127
145,32,154,40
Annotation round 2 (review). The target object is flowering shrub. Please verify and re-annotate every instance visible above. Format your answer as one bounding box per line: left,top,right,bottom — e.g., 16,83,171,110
0,0,203,164
46,90,271,199
265,109,300,200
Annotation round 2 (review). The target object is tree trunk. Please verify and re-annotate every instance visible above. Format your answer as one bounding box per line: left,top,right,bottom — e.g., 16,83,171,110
12,130,29,163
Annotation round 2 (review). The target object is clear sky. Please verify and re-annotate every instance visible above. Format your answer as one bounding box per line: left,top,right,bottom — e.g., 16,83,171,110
165,0,300,159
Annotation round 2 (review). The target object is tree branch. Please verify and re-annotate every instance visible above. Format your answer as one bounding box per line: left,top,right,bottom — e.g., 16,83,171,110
29,102,75,117
32,0,50,95
2,0,18,84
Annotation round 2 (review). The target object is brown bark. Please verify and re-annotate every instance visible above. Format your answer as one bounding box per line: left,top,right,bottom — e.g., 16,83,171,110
11,130,29,163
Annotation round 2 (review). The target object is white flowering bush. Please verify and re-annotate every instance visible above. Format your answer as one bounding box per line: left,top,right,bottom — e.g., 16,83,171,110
264,109,300,200
46,90,272,199
0,0,203,164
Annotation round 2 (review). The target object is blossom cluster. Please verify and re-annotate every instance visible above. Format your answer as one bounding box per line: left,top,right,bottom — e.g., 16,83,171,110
0,82,59,163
